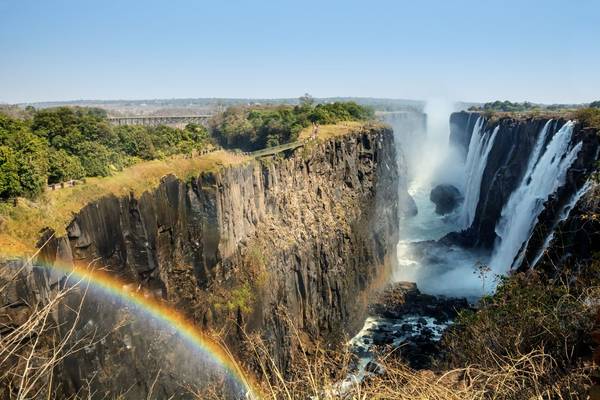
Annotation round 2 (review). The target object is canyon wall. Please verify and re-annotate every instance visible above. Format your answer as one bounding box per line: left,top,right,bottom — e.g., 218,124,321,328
446,112,599,255
7,124,402,398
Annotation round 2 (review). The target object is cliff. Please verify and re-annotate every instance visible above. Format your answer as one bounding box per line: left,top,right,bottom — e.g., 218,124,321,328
3,124,403,398
446,111,599,250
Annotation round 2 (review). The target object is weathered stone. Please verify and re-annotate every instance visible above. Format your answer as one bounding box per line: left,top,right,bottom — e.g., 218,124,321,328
17,126,405,398
430,184,462,215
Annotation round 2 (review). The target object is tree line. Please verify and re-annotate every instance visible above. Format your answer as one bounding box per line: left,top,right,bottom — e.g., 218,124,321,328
0,99,374,200
0,107,210,199
210,98,374,151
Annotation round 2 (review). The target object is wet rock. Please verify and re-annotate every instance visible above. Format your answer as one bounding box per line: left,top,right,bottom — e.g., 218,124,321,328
359,282,470,370
430,184,463,215
446,113,598,249
401,192,418,217
365,360,384,375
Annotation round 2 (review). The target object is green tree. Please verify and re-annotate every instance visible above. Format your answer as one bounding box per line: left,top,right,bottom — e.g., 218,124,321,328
76,141,113,177
0,146,21,198
115,125,156,160
13,132,49,197
48,149,85,184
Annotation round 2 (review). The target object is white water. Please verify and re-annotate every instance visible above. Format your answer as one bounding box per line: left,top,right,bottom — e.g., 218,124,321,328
530,180,591,268
392,101,487,298
458,118,499,229
490,121,582,276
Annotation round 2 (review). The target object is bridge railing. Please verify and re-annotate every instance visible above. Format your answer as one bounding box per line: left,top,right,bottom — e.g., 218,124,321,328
107,115,213,127
249,140,306,158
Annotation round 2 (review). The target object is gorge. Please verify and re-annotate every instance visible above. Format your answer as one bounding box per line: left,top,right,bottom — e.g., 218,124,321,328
1,105,599,399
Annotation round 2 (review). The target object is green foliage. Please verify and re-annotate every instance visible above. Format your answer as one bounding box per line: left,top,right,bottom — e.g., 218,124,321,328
47,149,85,184
226,284,254,314
0,107,214,200
589,100,600,109
13,133,49,197
0,146,21,198
211,101,374,151
575,107,600,130
471,100,540,113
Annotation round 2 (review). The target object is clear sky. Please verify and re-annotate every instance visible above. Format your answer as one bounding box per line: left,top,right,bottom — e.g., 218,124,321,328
1,0,598,104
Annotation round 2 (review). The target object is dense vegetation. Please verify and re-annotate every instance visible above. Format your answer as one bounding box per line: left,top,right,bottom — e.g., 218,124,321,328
575,107,600,130
477,100,540,112
589,100,600,109
470,100,585,113
0,107,210,199
210,98,374,150
444,269,597,395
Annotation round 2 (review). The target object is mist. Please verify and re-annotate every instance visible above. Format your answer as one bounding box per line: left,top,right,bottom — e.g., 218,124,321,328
391,98,491,299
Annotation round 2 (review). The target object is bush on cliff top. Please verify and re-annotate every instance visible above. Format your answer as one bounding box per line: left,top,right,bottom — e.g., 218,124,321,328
442,267,599,398
576,107,600,130
210,98,374,151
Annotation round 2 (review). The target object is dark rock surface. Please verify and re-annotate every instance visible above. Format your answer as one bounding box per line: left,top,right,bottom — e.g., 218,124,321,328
449,111,480,160
444,114,599,250
349,282,469,371
401,192,418,217
430,184,463,215
369,282,469,323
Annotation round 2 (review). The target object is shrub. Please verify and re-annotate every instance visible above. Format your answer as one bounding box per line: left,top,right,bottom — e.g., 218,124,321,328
442,270,597,397
47,149,85,184
575,107,600,130
0,146,21,198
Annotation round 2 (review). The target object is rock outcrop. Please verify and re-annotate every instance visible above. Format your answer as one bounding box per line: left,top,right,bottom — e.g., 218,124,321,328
6,124,405,398
430,184,462,215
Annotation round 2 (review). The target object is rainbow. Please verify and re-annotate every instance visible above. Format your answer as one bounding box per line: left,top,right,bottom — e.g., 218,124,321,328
4,255,262,399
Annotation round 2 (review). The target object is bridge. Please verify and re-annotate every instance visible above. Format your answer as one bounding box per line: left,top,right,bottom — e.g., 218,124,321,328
107,115,212,128
250,140,306,158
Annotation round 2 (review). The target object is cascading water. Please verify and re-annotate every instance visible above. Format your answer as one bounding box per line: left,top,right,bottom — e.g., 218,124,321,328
490,121,582,275
392,102,485,297
530,180,591,267
459,118,499,229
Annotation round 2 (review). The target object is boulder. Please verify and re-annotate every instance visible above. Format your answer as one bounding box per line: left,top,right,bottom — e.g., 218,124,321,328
430,184,463,215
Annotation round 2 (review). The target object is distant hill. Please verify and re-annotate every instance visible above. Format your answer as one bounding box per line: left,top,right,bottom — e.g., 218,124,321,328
19,97,426,116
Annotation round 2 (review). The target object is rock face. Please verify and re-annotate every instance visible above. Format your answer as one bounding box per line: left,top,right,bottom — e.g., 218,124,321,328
521,182,600,273
449,111,480,160
430,184,462,215
445,113,599,250
13,125,405,398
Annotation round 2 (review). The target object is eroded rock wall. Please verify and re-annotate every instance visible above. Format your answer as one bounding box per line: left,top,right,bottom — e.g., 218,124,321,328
446,113,599,250
29,125,402,397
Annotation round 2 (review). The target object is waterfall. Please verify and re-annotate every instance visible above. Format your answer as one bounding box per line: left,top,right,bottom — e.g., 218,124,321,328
459,117,498,229
529,180,591,267
490,121,582,274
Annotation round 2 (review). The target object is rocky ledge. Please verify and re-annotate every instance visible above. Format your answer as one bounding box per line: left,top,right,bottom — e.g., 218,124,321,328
349,282,469,372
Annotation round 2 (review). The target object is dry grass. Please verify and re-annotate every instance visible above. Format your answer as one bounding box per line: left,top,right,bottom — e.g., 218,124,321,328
195,311,594,400
0,256,103,399
0,150,250,256
298,121,381,141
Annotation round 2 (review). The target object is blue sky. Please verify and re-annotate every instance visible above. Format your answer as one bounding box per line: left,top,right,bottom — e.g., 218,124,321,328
1,0,598,104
